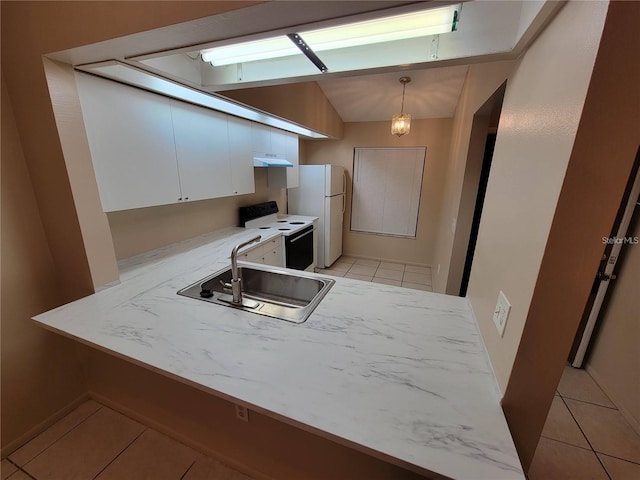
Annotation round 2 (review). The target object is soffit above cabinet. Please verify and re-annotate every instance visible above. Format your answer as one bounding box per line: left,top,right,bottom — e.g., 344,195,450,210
116,1,561,93
49,1,563,127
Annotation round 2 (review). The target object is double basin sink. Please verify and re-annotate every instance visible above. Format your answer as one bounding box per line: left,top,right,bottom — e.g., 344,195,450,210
178,264,335,323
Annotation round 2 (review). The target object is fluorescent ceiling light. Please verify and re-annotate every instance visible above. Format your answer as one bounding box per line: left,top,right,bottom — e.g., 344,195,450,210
201,36,298,66
200,4,459,67
301,5,460,52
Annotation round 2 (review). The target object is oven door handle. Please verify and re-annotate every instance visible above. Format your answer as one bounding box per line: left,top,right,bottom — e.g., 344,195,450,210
289,228,314,243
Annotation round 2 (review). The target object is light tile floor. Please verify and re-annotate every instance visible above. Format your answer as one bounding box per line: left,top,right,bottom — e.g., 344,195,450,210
529,365,640,479
2,400,252,480
319,256,433,291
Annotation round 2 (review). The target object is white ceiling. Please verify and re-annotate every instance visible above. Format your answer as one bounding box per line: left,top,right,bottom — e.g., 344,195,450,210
317,65,469,122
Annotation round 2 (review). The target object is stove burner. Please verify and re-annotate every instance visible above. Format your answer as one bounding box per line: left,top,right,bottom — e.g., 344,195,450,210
289,221,304,225
278,228,291,231
259,226,271,229
276,220,288,223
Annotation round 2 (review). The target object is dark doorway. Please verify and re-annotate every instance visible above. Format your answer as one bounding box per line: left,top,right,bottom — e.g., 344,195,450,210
446,83,505,297
459,133,496,297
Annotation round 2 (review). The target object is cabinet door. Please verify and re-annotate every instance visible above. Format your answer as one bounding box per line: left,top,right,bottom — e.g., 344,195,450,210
270,128,287,157
251,123,271,155
238,244,262,263
171,100,233,201
261,238,283,267
75,72,181,211
227,116,255,195
267,132,299,189
284,132,299,188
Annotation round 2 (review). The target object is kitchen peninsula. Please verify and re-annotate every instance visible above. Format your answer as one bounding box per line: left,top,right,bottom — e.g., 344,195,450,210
34,226,524,480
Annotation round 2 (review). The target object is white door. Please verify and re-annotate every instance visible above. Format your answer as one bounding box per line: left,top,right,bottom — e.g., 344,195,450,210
571,164,640,367
324,194,345,267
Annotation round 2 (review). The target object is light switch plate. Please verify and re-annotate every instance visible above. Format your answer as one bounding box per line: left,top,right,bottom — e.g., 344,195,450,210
493,290,511,337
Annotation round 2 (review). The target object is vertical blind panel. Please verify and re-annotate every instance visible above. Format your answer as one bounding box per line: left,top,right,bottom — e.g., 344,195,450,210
351,147,426,237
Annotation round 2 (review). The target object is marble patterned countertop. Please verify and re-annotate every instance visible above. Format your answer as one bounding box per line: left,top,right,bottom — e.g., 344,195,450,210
34,224,524,480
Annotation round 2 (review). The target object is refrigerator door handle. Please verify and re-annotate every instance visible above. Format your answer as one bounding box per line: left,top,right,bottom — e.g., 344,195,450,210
341,193,346,214
342,172,347,195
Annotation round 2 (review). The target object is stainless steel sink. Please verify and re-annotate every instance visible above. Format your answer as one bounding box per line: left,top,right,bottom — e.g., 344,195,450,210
177,264,335,323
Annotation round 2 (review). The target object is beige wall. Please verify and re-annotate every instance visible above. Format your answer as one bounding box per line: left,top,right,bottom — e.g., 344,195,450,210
302,119,453,266
499,0,639,469
43,58,120,287
468,0,607,394
107,169,285,260
1,76,88,454
431,60,515,293
587,215,640,434
0,0,261,453
88,351,429,480
446,109,495,295
224,82,344,139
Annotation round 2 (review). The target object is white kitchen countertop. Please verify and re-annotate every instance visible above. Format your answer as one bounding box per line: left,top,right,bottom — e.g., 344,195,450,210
34,225,524,480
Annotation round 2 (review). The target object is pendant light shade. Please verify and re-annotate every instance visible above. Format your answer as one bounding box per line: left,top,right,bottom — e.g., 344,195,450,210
391,77,412,137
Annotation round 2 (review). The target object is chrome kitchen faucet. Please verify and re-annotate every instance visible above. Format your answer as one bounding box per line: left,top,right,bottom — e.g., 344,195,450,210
223,235,261,305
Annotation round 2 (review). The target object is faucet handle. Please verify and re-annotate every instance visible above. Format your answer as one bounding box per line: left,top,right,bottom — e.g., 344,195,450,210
220,280,232,292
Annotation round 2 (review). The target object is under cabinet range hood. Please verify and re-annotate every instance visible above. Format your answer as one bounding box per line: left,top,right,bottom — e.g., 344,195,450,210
253,156,293,167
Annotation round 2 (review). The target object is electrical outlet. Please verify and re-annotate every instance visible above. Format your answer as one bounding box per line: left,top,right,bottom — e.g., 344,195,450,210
235,404,249,422
493,291,511,337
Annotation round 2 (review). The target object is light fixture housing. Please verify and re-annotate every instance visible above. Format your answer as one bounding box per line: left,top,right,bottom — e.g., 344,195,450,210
391,77,412,137
200,4,460,67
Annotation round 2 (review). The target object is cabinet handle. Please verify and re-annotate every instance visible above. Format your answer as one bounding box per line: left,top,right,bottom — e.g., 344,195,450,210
185,197,189,200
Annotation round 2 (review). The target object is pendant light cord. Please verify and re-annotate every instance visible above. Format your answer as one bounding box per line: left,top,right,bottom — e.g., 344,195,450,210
398,77,410,114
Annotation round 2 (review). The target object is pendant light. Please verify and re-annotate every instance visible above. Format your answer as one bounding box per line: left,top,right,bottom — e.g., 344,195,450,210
391,76,411,137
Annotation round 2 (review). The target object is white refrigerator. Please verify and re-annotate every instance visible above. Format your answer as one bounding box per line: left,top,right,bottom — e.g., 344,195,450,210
288,165,346,268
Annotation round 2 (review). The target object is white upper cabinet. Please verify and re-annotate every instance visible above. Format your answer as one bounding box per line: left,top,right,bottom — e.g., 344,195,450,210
267,131,300,189
284,131,299,188
251,123,287,159
170,100,233,201
270,128,287,157
251,123,272,157
76,73,181,211
76,72,256,212
227,116,255,196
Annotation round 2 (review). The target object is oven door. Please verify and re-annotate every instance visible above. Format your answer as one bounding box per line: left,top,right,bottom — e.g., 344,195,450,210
285,225,314,271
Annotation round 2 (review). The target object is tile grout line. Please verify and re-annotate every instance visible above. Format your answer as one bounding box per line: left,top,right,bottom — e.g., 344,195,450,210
179,460,197,480
5,457,37,480
559,395,612,480
90,427,148,480
559,394,618,411
539,434,594,452
19,405,104,470
593,452,640,467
